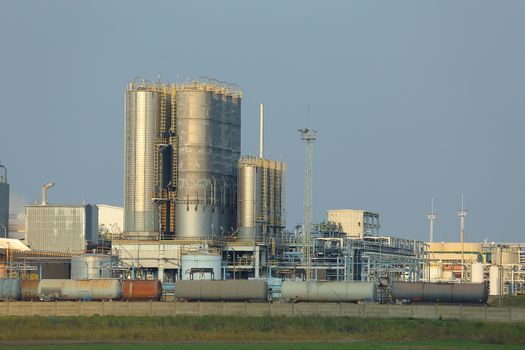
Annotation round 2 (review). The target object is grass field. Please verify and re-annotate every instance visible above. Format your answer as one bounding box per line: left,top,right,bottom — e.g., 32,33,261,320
0,316,523,346
0,342,524,350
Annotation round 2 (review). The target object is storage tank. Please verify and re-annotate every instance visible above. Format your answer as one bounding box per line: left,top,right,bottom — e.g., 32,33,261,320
175,86,241,239
281,281,376,302
471,263,484,283
237,157,286,241
181,253,222,280
429,266,442,282
489,265,501,296
122,280,162,300
71,254,116,279
38,279,121,301
0,279,21,300
0,163,8,238
124,84,161,239
391,282,488,304
174,280,267,301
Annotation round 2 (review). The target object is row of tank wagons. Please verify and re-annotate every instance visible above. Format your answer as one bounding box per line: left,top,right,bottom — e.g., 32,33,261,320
173,280,489,304
390,282,488,304
0,279,162,301
173,280,377,302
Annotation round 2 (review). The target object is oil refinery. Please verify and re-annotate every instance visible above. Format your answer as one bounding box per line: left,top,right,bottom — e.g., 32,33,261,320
0,78,524,306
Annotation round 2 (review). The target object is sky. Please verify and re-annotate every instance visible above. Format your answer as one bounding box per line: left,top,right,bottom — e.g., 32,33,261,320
0,1,524,243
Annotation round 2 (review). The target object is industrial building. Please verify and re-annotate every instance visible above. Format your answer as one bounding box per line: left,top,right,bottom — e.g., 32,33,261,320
0,162,9,238
111,78,426,290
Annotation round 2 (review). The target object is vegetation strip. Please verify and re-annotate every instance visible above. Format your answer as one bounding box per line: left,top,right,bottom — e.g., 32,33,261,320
0,316,523,345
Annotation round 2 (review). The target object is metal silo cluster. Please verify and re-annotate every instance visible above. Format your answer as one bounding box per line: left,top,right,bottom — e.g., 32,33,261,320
124,80,241,239
237,156,286,242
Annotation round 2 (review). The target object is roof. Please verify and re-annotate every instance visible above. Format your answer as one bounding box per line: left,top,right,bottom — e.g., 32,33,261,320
0,238,31,251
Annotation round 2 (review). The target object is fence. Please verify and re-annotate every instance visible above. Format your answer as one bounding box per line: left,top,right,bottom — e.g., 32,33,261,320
0,301,523,323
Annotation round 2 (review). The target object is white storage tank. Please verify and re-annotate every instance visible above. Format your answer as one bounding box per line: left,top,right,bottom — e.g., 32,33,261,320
71,254,116,279
181,253,222,280
471,263,484,283
489,265,501,296
429,266,442,282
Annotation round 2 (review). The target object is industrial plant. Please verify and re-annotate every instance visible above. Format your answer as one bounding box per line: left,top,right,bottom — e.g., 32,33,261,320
0,77,524,306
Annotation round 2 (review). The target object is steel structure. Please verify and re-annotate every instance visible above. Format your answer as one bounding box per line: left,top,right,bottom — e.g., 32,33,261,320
427,198,437,242
458,195,467,282
0,162,8,238
299,127,316,280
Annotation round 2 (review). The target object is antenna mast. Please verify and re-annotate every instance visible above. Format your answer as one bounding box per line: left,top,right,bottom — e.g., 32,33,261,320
299,126,316,280
458,194,467,282
427,198,437,242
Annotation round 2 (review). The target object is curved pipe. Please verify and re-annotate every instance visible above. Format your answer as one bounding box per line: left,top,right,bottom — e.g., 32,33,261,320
41,181,55,206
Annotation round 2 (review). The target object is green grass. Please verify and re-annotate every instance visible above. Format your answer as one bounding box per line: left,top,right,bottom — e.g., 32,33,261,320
488,295,525,307
0,316,523,345
0,341,523,350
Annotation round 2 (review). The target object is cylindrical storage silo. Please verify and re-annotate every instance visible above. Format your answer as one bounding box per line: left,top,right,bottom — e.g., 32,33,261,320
122,280,162,301
471,263,484,283
175,86,241,239
281,281,376,302
0,279,21,301
71,254,116,280
489,265,501,296
174,280,267,301
237,158,263,241
124,86,161,239
181,253,222,280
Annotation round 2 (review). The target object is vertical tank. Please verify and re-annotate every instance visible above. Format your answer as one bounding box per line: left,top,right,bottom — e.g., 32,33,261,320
124,83,161,239
471,263,484,283
489,265,501,296
181,253,222,280
0,162,9,238
237,157,286,241
175,85,241,239
71,254,116,279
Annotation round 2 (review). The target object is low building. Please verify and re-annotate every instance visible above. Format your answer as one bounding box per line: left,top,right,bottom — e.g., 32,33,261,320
25,204,98,253
327,209,380,239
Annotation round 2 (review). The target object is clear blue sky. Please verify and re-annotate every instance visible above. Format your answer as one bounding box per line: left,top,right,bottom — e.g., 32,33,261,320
1,1,524,243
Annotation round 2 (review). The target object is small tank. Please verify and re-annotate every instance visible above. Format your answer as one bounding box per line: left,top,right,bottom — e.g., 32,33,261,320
181,253,222,280
71,254,116,279
281,281,376,302
391,282,488,304
174,280,268,301
0,279,21,300
121,280,162,301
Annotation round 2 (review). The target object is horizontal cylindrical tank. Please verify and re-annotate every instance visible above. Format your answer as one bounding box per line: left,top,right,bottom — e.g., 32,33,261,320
121,280,162,301
174,280,268,301
38,279,121,301
21,279,40,300
281,281,376,302
181,253,222,280
71,254,116,279
489,265,501,296
0,279,21,301
471,263,484,283
391,282,488,304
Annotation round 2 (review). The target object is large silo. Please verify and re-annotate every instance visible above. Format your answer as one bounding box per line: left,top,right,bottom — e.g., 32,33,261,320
0,163,8,238
175,85,241,239
124,83,161,239
237,156,286,242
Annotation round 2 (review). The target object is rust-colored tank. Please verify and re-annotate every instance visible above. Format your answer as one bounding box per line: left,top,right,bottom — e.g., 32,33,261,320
21,280,40,300
121,280,162,301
